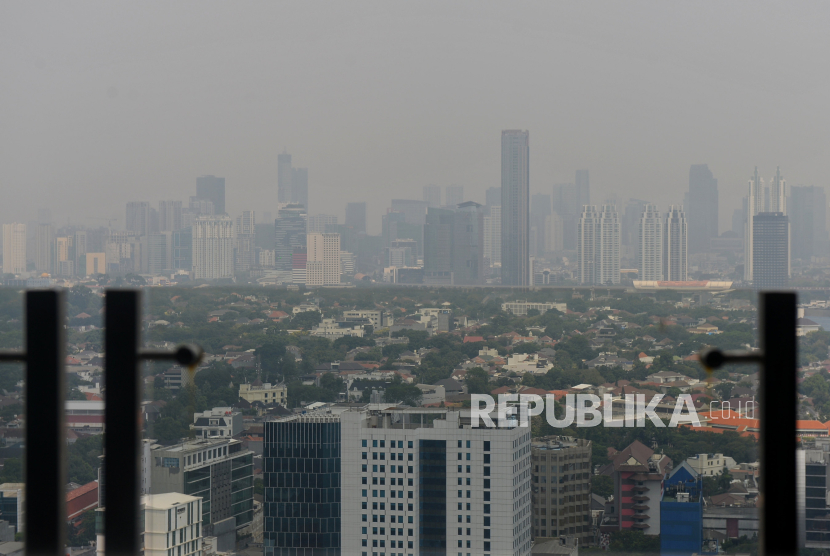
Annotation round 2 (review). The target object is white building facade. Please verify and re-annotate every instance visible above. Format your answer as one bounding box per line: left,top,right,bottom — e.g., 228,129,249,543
192,216,235,280
306,232,341,286
142,493,203,556
2,223,26,275
664,205,688,281
638,204,663,281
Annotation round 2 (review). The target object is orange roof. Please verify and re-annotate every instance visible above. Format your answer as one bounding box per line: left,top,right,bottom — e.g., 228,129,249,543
638,352,648,358
548,390,569,401
67,481,98,501
798,420,830,430
464,336,485,343
84,392,103,401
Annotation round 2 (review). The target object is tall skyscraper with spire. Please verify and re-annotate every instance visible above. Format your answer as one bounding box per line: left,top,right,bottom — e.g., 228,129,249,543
745,167,788,283
500,130,530,286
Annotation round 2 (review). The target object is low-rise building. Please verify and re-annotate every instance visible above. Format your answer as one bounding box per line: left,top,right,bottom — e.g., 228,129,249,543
238,380,287,407
342,310,387,329
193,407,243,439
142,493,203,556
686,453,730,477
65,400,105,434
310,318,366,339
501,301,567,316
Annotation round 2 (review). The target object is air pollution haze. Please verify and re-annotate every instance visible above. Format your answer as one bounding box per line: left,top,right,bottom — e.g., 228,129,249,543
1,1,828,231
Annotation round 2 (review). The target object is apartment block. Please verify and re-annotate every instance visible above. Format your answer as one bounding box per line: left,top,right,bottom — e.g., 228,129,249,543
193,407,244,439
238,380,287,406
142,493,203,556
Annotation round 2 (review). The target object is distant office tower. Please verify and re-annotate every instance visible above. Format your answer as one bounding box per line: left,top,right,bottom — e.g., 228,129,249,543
623,199,649,248
74,230,88,273
790,186,828,261
423,185,442,207
500,130,530,286
85,253,106,276
769,166,787,213
196,175,226,215
56,236,71,275
753,212,789,289
552,178,590,251
277,151,309,211
158,200,183,232
664,205,688,281
687,164,718,253
126,202,151,236
578,205,620,284
345,202,367,234
306,233,341,286
235,210,256,272
423,202,485,285
745,167,790,282
188,196,215,216
192,215,234,280
35,223,54,273
575,168,590,200
307,214,338,234
147,232,173,275
338,407,532,556
744,167,764,281
390,199,428,256
340,251,355,276
172,228,192,271
637,205,663,280
483,205,502,267
292,167,309,214
530,193,551,257
485,187,501,210
274,204,307,271
545,212,564,253
732,207,745,237
445,185,464,207
2,223,26,274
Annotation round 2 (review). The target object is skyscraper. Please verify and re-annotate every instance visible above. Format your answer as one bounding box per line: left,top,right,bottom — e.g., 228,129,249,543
552,176,590,251
390,199,428,257
485,187,501,210
423,202,484,285
35,223,54,274
345,202,367,234
277,150,292,205
158,200,183,232
423,185,441,207
292,167,309,213
637,205,663,281
483,205,502,268
191,215,234,280
686,164,718,253
274,204,307,271
575,169,590,201
530,193,551,257
307,214,338,234
578,205,620,284
126,201,151,236
744,167,764,281
306,233,341,286
769,166,787,213
753,212,789,289
790,186,828,261
745,167,789,282
445,185,464,207
664,205,688,281
500,129,530,286
235,210,256,272
196,175,226,215
2,223,26,275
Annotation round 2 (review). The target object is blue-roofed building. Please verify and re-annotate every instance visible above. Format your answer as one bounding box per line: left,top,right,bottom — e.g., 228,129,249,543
660,472,703,556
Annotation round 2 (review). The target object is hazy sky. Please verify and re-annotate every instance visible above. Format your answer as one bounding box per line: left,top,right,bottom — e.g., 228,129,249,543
2,1,829,233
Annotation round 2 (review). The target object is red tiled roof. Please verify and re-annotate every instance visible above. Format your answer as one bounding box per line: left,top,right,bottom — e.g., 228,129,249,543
464,336,485,343
67,481,98,501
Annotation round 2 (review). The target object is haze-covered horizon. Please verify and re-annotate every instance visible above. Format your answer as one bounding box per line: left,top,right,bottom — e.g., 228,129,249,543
2,1,829,233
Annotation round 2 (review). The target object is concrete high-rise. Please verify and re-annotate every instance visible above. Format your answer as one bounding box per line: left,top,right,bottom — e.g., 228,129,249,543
686,164,718,253
35,223,54,274
664,205,688,281
423,202,484,285
158,200,183,232
307,214,338,234
345,202,367,234
235,210,256,272
744,167,764,281
277,150,292,205
445,185,464,207
2,223,27,275
578,205,620,285
530,193,552,257
769,166,787,214
292,167,309,214
552,176,590,252
423,185,441,207
483,205,502,268
637,205,663,281
126,202,151,236
274,204,307,271
500,129,530,286
192,215,234,280
306,233,341,286
790,186,828,261
753,212,789,289
577,206,598,284
196,175,226,215
485,187,501,210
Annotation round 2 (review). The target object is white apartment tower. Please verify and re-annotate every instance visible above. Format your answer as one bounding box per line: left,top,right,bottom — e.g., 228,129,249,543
142,493,203,556
306,232,341,286
577,205,599,284
664,205,688,281
192,215,235,280
597,205,621,284
745,166,789,281
2,223,27,275
637,204,663,281
340,408,533,556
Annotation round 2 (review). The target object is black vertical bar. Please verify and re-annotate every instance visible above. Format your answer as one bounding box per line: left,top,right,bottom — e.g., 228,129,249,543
25,290,66,556
759,292,797,555
104,290,141,556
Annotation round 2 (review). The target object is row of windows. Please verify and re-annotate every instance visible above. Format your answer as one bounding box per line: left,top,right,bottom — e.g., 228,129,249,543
360,440,490,450
363,452,414,461
362,465,412,474
361,539,413,549
362,514,413,523
361,502,412,512
363,477,412,486
362,490,413,499
361,527,412,537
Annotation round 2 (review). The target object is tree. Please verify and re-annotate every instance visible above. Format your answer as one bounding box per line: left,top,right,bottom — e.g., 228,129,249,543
291,311,322,330
0,458,22,483
383,376,422,406
609,530,660,554
592,474,613,499
465,367,490,395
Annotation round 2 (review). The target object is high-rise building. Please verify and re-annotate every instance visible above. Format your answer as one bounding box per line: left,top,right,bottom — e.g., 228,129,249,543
235,211,256,272
483,205,502,268
423,202,484,285
622,199,649,248
607,440,672,535
744,167,764,281
390,199,428,257
575,169,590,202
274,204,307,271
149,437,254,535
664,205,688,281
531,436,592,545
35,223,54,274
306,233,341,286
544,213,564,254
158,200,183,232
577,205,620,285
423,185,442,207
552,179,590,251
277,150,293,205
147,232,173,275
196,175,226,215
173,229,193,272
637,204,663,281
769,166,787,214
307,214,338,234
292,167,309,214
126,202,151,236
445,185,464,207
752,212,789,289
500,129,530,286
192,215,234,280
188,197,214,216
745,167,790,282
2,223,26,275
790,186,828,261
141,493,203,556
686,164,718,254
530,193,552,257
485,187,501,210
345,202,367,234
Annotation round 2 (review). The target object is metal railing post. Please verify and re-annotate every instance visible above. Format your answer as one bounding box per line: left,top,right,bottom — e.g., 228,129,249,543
25,290,66,556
